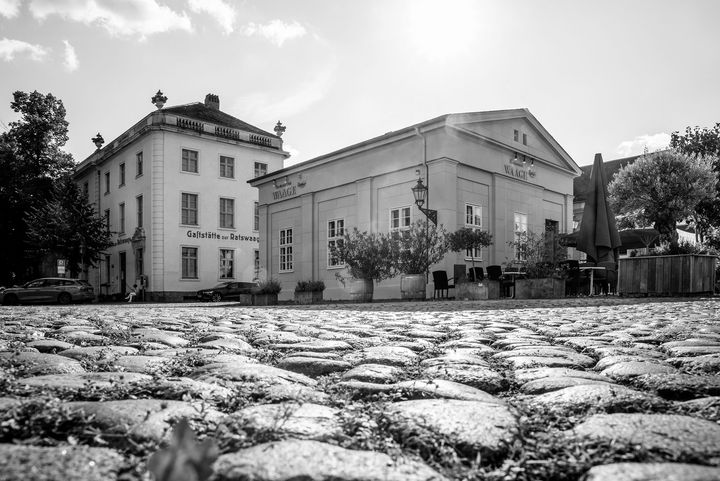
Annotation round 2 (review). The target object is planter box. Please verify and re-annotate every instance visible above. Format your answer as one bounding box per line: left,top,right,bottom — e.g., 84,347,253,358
346,278,374,302
514,278,565,299
294,291,323,304
618,254,717,296
252,293,278,306
456,280,500,300
236,293,253,305
400,274,426,300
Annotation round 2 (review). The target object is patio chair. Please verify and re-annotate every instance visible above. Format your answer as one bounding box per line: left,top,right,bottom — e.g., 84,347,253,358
432,270,455,299
468,267,484,282
560,260,581,296
596,261,618,295
487,265,515,297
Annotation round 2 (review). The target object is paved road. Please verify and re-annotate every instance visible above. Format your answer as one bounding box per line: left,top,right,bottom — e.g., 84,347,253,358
1,297,719,480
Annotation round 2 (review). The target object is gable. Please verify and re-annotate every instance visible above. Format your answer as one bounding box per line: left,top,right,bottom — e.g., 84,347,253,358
446,111,581,176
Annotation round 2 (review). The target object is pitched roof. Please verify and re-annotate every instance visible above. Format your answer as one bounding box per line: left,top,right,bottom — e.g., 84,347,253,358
162,102,278,138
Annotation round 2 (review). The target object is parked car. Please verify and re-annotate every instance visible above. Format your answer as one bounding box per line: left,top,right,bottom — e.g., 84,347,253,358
197,281,257,302
0,278,95,305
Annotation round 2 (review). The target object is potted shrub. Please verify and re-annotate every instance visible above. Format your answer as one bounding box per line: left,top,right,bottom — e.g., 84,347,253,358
447,228,495,299
252,279,281,306
393,219,449,300
294,280,325,304
330,228,397,302
506,230,567,299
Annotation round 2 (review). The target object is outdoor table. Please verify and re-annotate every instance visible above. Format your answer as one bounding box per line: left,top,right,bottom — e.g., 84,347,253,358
579,266,606,296
502,271,525,298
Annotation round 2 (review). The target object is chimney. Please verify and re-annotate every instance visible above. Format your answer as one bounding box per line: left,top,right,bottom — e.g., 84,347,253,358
204,93,220,110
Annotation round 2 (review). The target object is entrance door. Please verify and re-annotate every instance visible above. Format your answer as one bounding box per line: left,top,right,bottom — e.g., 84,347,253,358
119,252,127,297
545,219,559,263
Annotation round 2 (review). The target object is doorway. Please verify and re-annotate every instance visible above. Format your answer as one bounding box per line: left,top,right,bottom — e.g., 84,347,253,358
119,252,127,297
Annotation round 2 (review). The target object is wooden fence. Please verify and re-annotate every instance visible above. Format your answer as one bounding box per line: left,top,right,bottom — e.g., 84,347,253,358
618,254,717,296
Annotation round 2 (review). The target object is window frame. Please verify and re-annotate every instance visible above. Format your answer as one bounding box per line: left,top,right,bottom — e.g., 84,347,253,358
119,163,126,187
181,246,199,279
119,202,125,234
464,203,483,260
104,172,110,194
219,155,235,179
136,195,143,229
327,218,345,269
254,161,268,178
513,212,529,261
253,201,259,232
219,197,235,229
219,248,235,279
279,227,294,273
136,151,144,177
389,206,412,232
181,148,199,174
181,192,199,226
104,209,110,232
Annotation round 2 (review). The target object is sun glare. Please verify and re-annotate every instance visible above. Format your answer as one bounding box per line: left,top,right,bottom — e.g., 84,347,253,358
404,0,481,61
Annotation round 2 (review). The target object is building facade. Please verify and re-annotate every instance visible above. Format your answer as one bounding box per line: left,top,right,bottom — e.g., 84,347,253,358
74,94,288,301
250,109,582,301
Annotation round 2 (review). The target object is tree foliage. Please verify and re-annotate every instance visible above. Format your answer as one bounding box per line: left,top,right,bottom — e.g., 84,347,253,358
447,227,493,271
393,219,449,274
26,176,113,276
330,228,398,282
0,90,75,284
670,123,720,242
608,150,716,252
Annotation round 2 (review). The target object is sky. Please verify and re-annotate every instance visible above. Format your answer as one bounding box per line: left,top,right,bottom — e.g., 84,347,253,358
0,0,718,169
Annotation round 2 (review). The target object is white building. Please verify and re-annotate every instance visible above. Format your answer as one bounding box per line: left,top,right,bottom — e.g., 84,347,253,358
74,93,288,301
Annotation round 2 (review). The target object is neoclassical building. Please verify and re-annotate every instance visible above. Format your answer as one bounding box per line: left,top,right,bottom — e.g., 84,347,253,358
250,109,582,301
74,93,288,301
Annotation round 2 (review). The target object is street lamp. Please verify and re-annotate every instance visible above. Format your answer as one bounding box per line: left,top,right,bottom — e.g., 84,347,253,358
411,178,437,225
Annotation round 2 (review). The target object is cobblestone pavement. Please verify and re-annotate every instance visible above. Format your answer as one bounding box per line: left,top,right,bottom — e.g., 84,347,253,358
1,297,720,481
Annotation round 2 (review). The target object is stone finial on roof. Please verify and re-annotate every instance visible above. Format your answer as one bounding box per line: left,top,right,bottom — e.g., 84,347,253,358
205,94,220,110
91,133,104,150
274,121,286,137
151,90,167,110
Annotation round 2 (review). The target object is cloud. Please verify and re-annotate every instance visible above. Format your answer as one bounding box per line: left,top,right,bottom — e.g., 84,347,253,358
616,132,671,157
241,19,306,47
62,40,78,71
234,66,334,122
0,0,21,18
0,37,48,61
188,0,235,34
29,0,193,39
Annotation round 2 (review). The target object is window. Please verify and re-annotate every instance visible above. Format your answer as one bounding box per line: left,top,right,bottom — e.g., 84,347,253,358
279,228,293,272
83,182,89,198
220,156,235,178
105,172,110,194
136,195,143,228
182,149,198,173
254,162,267,178
513,212,528,261
327,219,345,268
136,152,143,177
251,202,259,231
119,203,125,234
119,163,126,186
219,198,234,228
523,133,527,145
513,129,519,142
181,247,198,279
390,207,411,232
465,204,483,259
105,254,111,283
253,250,260,280
104,209,110,232
219,249,234,279
181,193,198,225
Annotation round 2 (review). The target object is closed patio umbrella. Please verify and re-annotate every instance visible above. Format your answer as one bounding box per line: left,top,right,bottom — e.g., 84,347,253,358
577,153,621,263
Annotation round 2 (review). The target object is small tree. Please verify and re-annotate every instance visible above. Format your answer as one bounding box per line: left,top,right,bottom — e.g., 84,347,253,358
393,220,449,275
506,230,567,278
330,228,397,283
608,150,717,253
447,228,493,274
26,176,113,277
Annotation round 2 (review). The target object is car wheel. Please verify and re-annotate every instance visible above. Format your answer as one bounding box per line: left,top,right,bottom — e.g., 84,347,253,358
3,294,18,306
58,292,72,305
211,292,222,302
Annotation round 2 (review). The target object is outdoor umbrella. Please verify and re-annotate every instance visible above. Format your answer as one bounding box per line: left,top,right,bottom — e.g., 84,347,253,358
577,153,622,263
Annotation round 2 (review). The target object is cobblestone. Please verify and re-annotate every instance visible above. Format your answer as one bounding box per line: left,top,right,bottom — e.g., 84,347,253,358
1,296,719,480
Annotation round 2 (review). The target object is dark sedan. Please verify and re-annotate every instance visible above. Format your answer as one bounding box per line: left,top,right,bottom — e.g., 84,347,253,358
196,281,257,302
1,278,95,305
